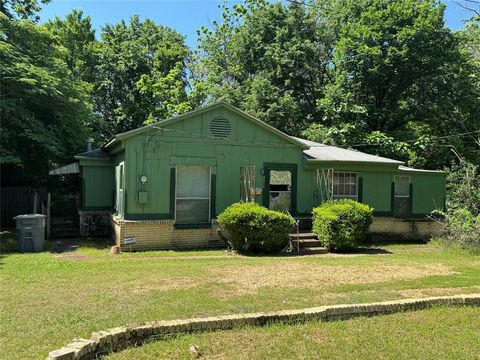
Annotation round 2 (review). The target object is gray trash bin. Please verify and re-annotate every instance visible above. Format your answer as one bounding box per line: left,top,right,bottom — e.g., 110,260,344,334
13,214,46,253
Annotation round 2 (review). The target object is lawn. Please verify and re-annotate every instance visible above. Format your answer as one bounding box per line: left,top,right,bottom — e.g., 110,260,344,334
106,306,480,360
0,236,479,359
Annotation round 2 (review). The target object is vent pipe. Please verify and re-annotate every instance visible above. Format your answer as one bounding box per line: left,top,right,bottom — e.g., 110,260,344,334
86,138,93,152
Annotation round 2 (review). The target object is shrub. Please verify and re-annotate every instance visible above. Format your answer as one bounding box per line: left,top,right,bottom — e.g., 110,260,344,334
440,208,480,254
217,202,295,254
446,161,480,216
312,199,374,251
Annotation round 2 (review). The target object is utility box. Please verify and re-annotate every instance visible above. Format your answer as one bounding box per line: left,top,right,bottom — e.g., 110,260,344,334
13,214,46,253
138,191,148,204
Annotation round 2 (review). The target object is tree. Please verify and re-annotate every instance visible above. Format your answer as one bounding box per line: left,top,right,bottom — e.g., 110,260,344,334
0,0,50,21
45,10,98,83
315,0,480,168
0,13,91,186
196,0,330,134
92,16,191,141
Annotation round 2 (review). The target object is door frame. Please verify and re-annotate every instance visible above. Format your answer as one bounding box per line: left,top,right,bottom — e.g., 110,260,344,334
262,163,297,214
116,161,125,218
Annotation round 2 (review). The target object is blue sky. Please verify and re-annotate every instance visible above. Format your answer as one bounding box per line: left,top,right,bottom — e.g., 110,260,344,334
39,0,473,48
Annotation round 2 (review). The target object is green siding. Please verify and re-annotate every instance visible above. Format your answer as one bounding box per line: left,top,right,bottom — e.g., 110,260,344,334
361,172,392,213
81,165,114,209
122,107,308,218
97,104,446,221
410,173,446,215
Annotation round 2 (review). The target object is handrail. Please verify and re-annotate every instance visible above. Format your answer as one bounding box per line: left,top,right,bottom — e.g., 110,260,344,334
286,211,300,254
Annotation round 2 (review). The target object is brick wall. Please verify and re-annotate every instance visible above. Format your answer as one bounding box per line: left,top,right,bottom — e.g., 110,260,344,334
111,216,224,251
368,217,442,242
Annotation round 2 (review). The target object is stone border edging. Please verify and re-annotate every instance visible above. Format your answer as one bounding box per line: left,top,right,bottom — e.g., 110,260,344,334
47,294,480,360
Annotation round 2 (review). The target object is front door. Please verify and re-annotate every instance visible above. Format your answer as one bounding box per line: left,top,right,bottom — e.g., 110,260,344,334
264,164,297,213
268,170,292,212
393,175,410,218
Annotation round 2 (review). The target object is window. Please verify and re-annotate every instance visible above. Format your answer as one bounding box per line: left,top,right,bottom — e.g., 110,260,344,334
394,176,410,197
333,172,357,199
175,166,211,223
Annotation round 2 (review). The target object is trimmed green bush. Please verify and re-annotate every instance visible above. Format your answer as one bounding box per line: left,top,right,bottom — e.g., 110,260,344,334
217,202,295,254
312,199,374,251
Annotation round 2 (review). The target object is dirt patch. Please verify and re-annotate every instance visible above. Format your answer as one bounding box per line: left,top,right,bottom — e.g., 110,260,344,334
113,277,199,295
53,253,91,262
210,261,455,296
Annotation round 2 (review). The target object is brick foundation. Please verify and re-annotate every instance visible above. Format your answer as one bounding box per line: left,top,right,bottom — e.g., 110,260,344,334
111,216,224,251
368,217,443,242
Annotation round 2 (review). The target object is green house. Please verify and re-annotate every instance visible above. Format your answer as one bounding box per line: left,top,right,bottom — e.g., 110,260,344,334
73,102,445,250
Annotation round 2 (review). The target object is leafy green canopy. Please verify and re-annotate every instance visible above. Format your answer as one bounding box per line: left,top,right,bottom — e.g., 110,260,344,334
0,13,91,186
195,0,329,134
0,0,50,21
92,15,191,141
196,0,480,168
316,0,480,168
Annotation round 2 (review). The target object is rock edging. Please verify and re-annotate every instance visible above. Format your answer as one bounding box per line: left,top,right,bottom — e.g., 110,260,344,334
47,294,480,360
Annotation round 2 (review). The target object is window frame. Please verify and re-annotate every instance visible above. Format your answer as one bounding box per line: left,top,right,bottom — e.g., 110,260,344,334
332,171,358,200
394,175,410,198
174,165,211,224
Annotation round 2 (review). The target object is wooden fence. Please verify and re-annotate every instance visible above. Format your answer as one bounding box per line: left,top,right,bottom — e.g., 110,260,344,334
0,187,47,227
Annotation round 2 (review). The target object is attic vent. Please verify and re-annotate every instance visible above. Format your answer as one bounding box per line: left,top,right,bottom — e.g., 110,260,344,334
210,117,231,138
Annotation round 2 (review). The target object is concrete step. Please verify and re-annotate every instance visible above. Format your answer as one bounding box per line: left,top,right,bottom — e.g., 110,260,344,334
292,239,322,248
289,232,317,240
301,246,329,255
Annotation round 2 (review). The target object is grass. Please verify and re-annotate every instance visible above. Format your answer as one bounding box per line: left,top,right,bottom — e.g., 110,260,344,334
0,238,479,359
106,306,480,360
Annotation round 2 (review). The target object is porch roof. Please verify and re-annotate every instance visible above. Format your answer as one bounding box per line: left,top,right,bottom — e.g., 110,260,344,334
48,162,79,175
292,137,404,165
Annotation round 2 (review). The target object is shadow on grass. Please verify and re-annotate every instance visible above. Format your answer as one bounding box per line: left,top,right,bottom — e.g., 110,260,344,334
331,247,393,255
50,238,112,253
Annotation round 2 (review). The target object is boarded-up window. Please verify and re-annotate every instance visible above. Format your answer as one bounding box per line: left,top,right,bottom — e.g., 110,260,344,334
395,176,410,197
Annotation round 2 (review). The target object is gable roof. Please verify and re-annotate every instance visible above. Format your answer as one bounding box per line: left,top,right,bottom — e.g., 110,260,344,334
292,136,404,165
104,102,308,150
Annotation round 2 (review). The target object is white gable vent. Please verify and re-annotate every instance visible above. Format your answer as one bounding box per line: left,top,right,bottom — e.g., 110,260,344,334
210,117,231,138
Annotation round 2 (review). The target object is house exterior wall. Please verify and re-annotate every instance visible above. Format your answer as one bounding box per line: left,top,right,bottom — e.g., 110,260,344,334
98,104,447,249
111,216,223,251
120,106,313,220
369,217,443,241
79,160,114,210
409,173,446,215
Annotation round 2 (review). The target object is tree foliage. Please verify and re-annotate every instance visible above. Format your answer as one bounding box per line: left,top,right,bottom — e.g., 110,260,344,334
92,16,191,141
45,10,97,83
2,0,480,188
196,0,328,134
0,0,50,20
0,13,92,186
